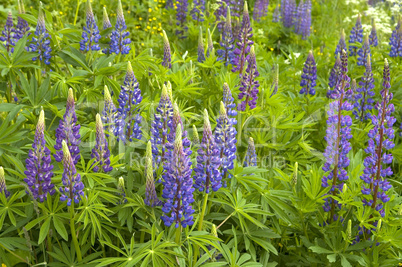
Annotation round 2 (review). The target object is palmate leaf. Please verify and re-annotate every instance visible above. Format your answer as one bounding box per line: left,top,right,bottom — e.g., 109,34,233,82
0,191,29,231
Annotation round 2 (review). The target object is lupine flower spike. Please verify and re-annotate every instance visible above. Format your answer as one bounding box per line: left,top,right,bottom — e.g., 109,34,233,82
162,30,172,69
349,14,363,56
272,5,280,23
299,51,317,96
102,7,112,30
60,140,85,206
16,0,30,39
117,177,126,203
353,55,374,121
194,109,222,193
360,59,395,218
206,29,214,57
238,45,260,111
223,83,237,125
215,0,229,31
0,12,17,53
322,50,353,223
334,30,346,59
102,85,116,137
109,0,131,55
176,0,188,38
197,27,205,63
24,110,55,202
161,126,195,228
191,0,205,22
80,0,101,52
166,103,191,156
54,88,81,165
91,114,112,173
192,125,199,145
244,137,257,167
145,141,161,207
217,7,235,66
0,167,10,198
114,62,143,143
300,0,312,39
253,0,269,22
357,35,371,67
29,4,52,65
328,55,341,94
281,0,294,28
389,19,402,57
369,20,378,47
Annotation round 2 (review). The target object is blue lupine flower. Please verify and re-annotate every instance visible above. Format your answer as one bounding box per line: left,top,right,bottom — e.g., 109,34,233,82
91,114,112,173
191,0,205,22
360,59,395,218
176,0,188,38
389,19,402,57
24,110,55,202
166,0,174,9
162,30,172,69
253,0,269,22
102,7,112,30
328,56,341,95
114,62,143,143
369,20,378,47
215,102,237,180
299,51,317,96
0,167,10,198
215,0,230,31
161,126,195,228
223,82,237,125
0,12,17,53
16,0,30,40
54,88,81,165
300,0,311,40
197,27,205,63
232,2,254,74
281,0,295,28
357,35,371,66
80,0,101,52
353,55,374,121
145,141,161,207
334,29,346,59
349,14,363,56
109,0,131,55
238,45,259,111
194,109,222,193
60,140,85,206
272,5,280,23
294,0,304,34
244,137,257,167
102,85,116,137
217,7,235,66
28,6,52,65
165,103,191,157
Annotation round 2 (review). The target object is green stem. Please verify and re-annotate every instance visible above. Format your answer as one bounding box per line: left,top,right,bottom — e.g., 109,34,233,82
198,193,209,231
73,0,80,25
70,203,82,262
175,227,181,245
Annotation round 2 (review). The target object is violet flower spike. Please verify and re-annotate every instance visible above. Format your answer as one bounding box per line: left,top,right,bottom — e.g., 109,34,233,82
109,0,131,55
80,0,101,52
389,19,402,57
357,35,371,67
244,137,257,167
162,30,172,69
24,110,55,202
0,12,17,53
0,167,10,198
102,7,112,54
145,141,161,207
197,27,205,63
253,0,269,22
217,7,235,66
299,51,317,96
334,29,346,59
328,55,341,95
176,0,188,38
165,103,191,157
349,14,363,56
91,114,112,173
102,85,116,137
272,5,280,23
369,20,378,47
16,0,30,39
28,4,52,65
223,82,238,125
353,55,374,121
191,0,205,22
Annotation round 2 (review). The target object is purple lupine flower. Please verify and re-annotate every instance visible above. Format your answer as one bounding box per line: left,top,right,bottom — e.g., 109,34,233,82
165,103,191,156
353,55,374,121
230,0,245,20
272,5,280,23
0,12,17,53
215,102,237,180
294,0,304,34
91,114,112,173
215,0,230,31
328,56,341,95
162,30,172,69
334,29,346,59
114,62,142,143
60,140,85,206
54,88,81,165
109,0,131,55
161,126,195,228
166,0,174,9
237,45,259,111
24,110,55,202
191,0,205,22
322,50,353,222
369,20,378,47
360,59,395,218
194,109,222,193
28,5,52,65
270,64,279,96
253,0,269,22
223,82,237,125
145,141,161,207
16,0,30,40
0,167,10,198
150,84,173,166
232,1,254,74
357,35,371,66
197,27,205,63
349,14,363,56
281,0,295,28
299,51,317,96
389,19,402,57
102,85,116,137
244,137,257,166
176,0,188,38
217,7,235,66
300,0,311,40
102,7,112,30
206,29,214,57
80,0,101,52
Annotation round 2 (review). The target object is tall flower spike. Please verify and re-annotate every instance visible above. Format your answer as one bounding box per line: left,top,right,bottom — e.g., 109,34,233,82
357,35,371,66
197,27,205,63
194,109,222,193
206,29,214,57
191,0,205,22
28,4,52,65
328,55,341,94
80,0,101,52
334,30,346,59
353,55,374,121
232,1,254,74
114,62,143,143
166,103,191,154
294,0,304,34
192,125,199,145
369,20,378,47
165,0,174,9
16,0,30,39
349,14,363,56
54,88,81,165
161,126,195,228
145,141,161,207
253,0,269,22
24,110,55,202
223,83,238,126
60,140,85,206
215,0,229,31
102,7,112,30
272,4,280,23
389,19,402,58
300,0,312,40
102,85,116,137
0,167,10,198
360,59,395,218
162,30,172,69
215,102,237,180
176,0,188,38
244,137,257,166
151,84,173,166
281,0,295,28
109,0,131,55
299,51,317,96
238,45,260,111
217,7,235,66
0,12,17,53
91,114,112,173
